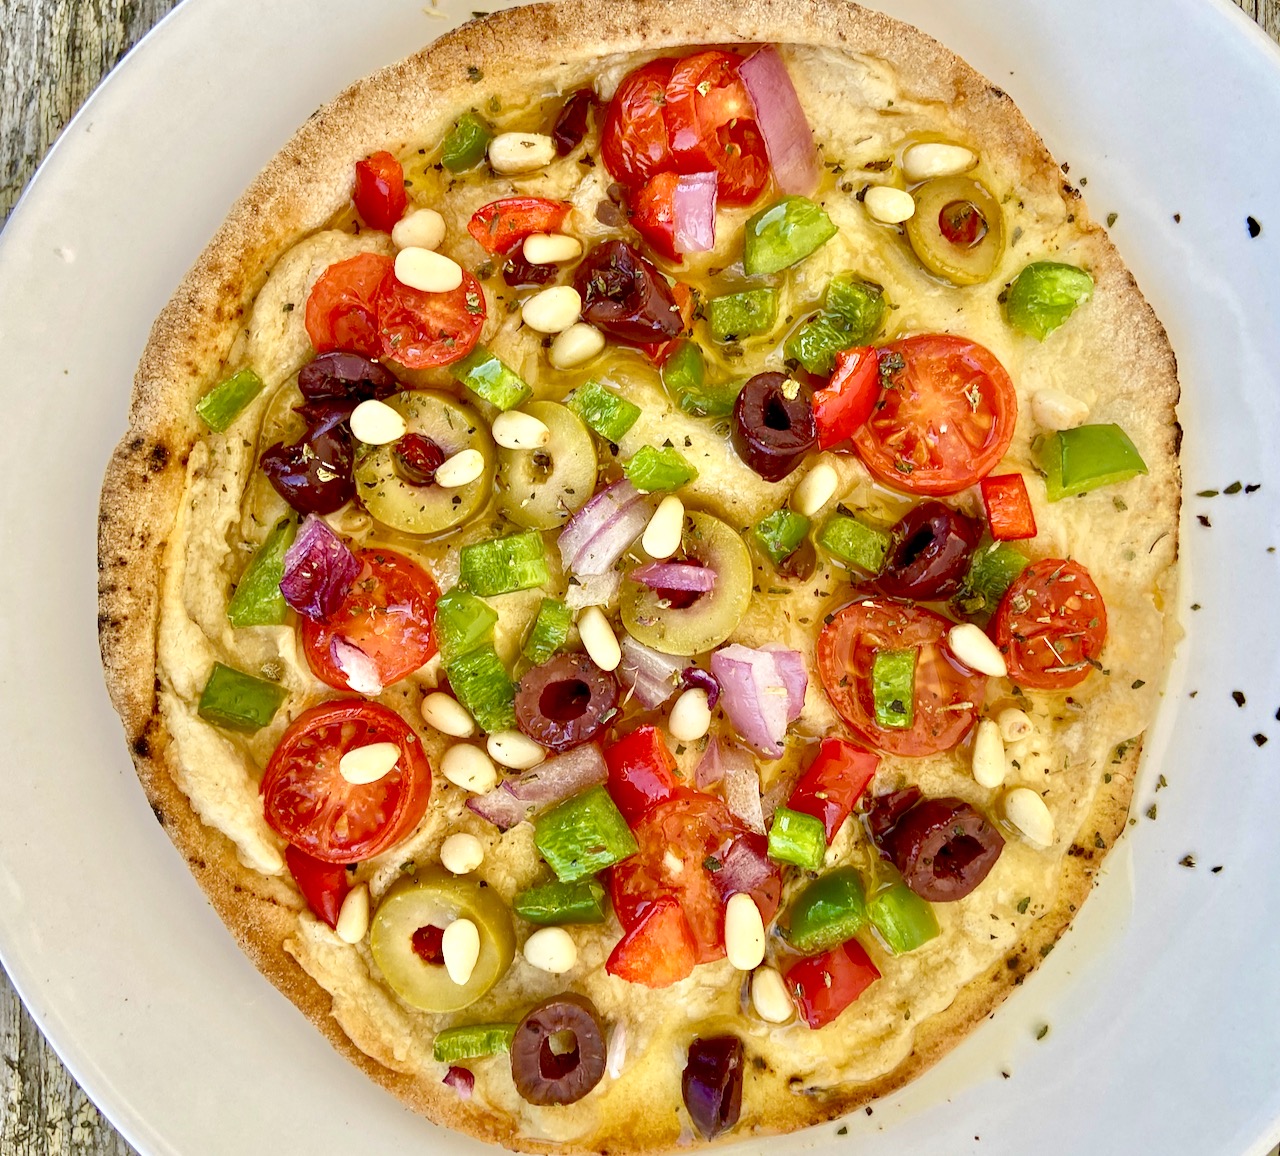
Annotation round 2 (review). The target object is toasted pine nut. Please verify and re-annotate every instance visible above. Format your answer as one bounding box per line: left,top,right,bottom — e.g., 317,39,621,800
488,132,557,174
435,448,485,488
996,707,1035,743
522,232,583,264
751,966,794,1023
725,893,766,971
946,623,1008,677
350,399,407,446
971,719,1007,789
1031,388,1090,431
863,185,916,224
523,926,578,974
791,458,839,516
548,322,605,369
440,833,485,875
335,884,370,944
441,744,498,794
578,606,621,671
421,692,476,738
522,285,583,334
643,495,685,559
1005,787,1055,847
668,689,711,743
442,918,481,985
902,142,977,182
492,409,551,450
338,741,401,785
391,208,446,252
486,730,546,770
394,246,463,293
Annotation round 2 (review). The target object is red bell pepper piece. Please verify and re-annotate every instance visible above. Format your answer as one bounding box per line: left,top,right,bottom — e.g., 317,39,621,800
812,346,879,449
605,725,679,825
632,171,681,262
784,938,881,1028
605,896,697,987
980,472,1038,540
352,151,407,233
786,738,879,843
285,845,351,929
641,281,695,365
466,196,573,254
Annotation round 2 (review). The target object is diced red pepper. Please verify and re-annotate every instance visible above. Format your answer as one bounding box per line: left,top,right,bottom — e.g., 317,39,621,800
466,197,573,254
605,725,679,825
605,896,697,987
631,171,681,262
786,738,879,843
285,845,351,929
352,151,407,233
812,346,879,449
980,472,1038,541
784,938,881,1028
641,281,695,365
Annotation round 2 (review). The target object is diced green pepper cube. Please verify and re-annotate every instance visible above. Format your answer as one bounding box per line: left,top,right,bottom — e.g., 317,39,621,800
817,512,890,573
785,314,856,377
195,368,265,432
566,379,641,443
446,644,516,733
872,648,916,730
867,874,939,954
623,445,698,492
432,1023,517,1063
441,110,493,173
226,518,296,628
523,597,572,665
534,785,638,882
451,345,532,411
459,531,549,596
1004,261,1094,340
753,509,810,566
513,878,608,925
435,588,498,663
1037,424,1149,501
708,289,778,342
767,806,827,871
955,543,1029,619
197,663,287,732
785,867,868,954
824,275,887,338
743,195,838,275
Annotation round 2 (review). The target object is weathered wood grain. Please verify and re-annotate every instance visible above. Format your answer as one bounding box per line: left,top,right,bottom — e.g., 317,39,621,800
0,0,1277,1151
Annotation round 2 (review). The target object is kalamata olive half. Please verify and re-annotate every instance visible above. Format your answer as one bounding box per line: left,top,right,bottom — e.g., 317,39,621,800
865,786,923,846
574,240,682,345
552,88,595,155
510,994,607,1106
516,653,620,751
731,372,817,483
260,402,355,515
682,1036,745,1140
876,501,982,600
297,350,398,404
885,796,1004,902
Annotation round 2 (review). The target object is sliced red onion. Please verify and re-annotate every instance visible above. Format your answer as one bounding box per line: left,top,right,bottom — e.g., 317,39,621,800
465,783,529,831
739,46,820,196
618,635,684,709
558,480,654,576
467,746,607,830
713,836,773,900
629,562,717,592
442,1066,474,1099
681,667,720,710
279,514,360,622
709,644,805,758
330,637,383,696
763,644,808,720
565,569,621,611
723,758,765,835
695,737,728,789
672,172,717,253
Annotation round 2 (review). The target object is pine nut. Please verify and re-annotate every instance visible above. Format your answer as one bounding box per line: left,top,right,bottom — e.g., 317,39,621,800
523,926,578,974
442,918,481,985
668,689,711,743
491,409,551,450
724,893,766,971
1005,787,1055,847
488,132,557,175
335,883,370,944
350,399,407,446
996,707,1035,743
522,285,583,334
548,322,605,369
391,207,446,252
946,623,1008,677
440,833,485,875
902,142,977,182
863,185,916,224
1031,388,1089,431
394,246,464,293
338,741,401,785
791,458,839,516
421,692,476,738
751,966,794,1023
522,232,582,264
435,448,485,488
578,606,621,672
441,744,498,794
971,718,1007,789
642,495,685,559
486,730,546,770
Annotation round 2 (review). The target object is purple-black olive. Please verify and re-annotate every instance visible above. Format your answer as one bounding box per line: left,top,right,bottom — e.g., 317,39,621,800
731,372,816,483
682,1035,744,1140
865,786,923,847
260,402,355,515
515,653,620,751
297,351,398,404
503,240,559,288
876,501,982,601
510,994,607,1106
392,432,446,486
884,796,1004,902
573,240,682,346
552,88,595,156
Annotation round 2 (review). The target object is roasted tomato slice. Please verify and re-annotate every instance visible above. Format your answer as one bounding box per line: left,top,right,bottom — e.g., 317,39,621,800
601,58,676,188
285,845,351,928
352,151,407,233
262,700,432,863
663,50,768,206
852,335,1017,495
304,252,393,359
991,558,1107,689
467,197,574,255
604,725,680,825
610,792,781,965
375,269,485,369
301,547,440,694
816,598,987,757
631,172,682,262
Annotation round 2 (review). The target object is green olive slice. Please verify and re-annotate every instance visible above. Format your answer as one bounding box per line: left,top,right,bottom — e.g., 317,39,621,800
620,511,752,657
498,401,598,530
354,391,495,535
369,868,515,1013
905,176,1004,286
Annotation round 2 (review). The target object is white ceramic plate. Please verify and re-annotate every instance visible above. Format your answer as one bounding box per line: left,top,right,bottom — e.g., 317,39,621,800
1,1,1278,1153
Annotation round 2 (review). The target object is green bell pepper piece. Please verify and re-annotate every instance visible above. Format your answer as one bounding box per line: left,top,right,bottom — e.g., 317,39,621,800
817,512,889,574
786,277,887,377
766,806,827,871
1037,423,1149,501
459,531,549,596
441,111,493,173
955,543,1029,619
872,648,916,730
451,345,532,411
513,878,608,925
445,644,516,733
195,368,265,432
1005,261,1094,340
753,509,810,566
226,518,296,628
708,289,778,342
432,1023,517,1063
534,785,638,882
522,598,572,666
785,867,869,954
867,873,939,954
743,195,838,275
566,379,641,443
435,588,498,663
623,445,698,492
197,663,286,733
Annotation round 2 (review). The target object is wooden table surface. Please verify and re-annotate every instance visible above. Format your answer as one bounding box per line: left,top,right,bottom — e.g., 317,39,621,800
1,0,1278,1151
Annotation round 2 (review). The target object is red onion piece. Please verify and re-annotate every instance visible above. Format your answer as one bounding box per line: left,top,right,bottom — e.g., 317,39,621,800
443,1066,474,1099
672,172,717,253
279,514,360,622
681,667,720,709
629,562,717,592
618,635,684,709
763,644,808,719
712,835,774,901
558,480,654,576
465,783,529,831
695,736,729,789
467,746,608,830
738,46,820,196
709,644,805,758
330,636,382,696
565,570,621,611
723,758,765,834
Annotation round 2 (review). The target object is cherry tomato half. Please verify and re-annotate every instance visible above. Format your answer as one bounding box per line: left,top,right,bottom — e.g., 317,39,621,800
816,599,987,757
605,896,697,988
262,700,432,863
352,151,407,233
285,844,351,928
852,335,1017,495
601,58,676,188
301,548,440,694
304,252,393,360
991,558,1107,690
467,197,574,256
375,269,485,369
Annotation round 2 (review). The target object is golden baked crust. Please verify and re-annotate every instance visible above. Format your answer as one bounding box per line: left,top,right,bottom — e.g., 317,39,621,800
98,1,1180,1150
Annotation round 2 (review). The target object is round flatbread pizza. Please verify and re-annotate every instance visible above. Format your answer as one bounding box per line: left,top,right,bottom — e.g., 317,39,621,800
97,1,1181,1151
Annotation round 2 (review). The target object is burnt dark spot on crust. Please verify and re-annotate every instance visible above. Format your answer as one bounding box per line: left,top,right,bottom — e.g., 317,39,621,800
149,443,170,472
129,435,145,453
150,802,166,827
1067,842,1094,860
989,85,1006,98
132,735,152,758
